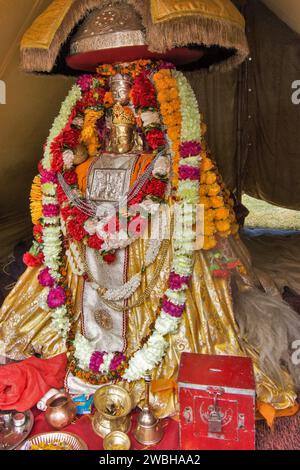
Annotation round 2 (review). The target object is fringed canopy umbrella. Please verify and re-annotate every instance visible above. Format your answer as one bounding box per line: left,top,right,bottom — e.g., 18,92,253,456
20,0,249,75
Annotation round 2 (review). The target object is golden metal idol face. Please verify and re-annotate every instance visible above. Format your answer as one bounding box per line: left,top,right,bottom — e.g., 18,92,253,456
111,123,135,154
111,84,130,105
110,75,132,105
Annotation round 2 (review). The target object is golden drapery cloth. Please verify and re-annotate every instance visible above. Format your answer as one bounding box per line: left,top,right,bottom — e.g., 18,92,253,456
150,0,245,26
122,235,297,418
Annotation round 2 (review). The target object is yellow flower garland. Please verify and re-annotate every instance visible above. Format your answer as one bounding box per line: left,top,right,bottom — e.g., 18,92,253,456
30,175,42,225
80,109,104,156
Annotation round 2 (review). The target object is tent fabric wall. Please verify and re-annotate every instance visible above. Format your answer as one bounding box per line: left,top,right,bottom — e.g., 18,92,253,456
242,0,300,209
0,0,299,260
186,68,238,191
0,0,74,259
187,0,300,210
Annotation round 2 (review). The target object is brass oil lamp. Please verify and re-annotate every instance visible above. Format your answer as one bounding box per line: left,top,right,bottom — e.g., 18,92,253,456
92,384,132,438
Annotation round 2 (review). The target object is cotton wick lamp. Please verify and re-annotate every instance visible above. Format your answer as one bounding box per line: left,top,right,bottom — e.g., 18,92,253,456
133,371,164,446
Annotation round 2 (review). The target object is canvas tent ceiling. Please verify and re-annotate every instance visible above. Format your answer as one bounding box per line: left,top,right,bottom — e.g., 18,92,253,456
262,0,300,34
0,0,299,259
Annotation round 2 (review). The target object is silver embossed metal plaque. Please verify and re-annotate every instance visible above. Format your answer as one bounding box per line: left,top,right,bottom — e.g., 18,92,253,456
89,168,127,202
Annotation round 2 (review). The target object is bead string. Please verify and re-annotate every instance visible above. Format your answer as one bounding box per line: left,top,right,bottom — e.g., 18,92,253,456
82,214,174,311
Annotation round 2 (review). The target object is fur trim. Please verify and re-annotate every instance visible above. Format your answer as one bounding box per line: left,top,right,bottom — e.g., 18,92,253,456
234,283,300,389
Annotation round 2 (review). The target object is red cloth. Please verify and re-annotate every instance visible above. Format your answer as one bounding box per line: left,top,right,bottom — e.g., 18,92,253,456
66,46,204,72
0,354,67,412
30,409,180,450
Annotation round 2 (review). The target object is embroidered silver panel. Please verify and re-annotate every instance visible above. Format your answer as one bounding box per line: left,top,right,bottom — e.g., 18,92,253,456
87,153,137,203
89,168,127,202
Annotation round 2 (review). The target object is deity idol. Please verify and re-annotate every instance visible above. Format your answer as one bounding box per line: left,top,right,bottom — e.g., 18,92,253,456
1,0,300,421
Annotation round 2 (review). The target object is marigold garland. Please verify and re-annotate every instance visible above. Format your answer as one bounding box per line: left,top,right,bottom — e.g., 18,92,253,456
80,109,104,156
153,69,181,193
30,175,43,225
96,60,158,78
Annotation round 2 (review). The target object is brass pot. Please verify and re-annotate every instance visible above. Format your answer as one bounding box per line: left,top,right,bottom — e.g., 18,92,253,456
45,392,77,430
103,431,131,451
92,385,132,438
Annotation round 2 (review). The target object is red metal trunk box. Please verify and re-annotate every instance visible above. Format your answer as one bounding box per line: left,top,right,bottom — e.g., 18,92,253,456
178,353,256,450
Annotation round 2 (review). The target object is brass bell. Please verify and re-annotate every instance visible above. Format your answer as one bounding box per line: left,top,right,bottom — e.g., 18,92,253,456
134,371,164,446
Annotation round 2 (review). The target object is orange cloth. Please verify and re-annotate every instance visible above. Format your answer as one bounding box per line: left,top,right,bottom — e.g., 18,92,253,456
130,153,155,185
75,157,95,193
257,401,299,428
151,378,178,394
0,354,67,412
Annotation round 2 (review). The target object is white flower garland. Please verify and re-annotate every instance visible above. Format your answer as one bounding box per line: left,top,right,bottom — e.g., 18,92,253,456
43,85,82,170
123,71,201,382
40,85,82,337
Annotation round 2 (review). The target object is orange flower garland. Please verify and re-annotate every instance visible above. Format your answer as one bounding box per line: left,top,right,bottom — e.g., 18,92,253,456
153,69,181,193
80,109,104,156
97,60,155,78
200,149,239,249
153,68,239,249
30,175,43,225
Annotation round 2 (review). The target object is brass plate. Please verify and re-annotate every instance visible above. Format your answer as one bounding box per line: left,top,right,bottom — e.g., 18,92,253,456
19,431,88,451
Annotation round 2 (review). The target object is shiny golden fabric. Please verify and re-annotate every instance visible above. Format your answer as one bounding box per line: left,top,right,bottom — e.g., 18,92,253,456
150,0,245,27
0,201,297,418
123,232,297,417
0,263,81,360
0,229,296,417
21,0,74,50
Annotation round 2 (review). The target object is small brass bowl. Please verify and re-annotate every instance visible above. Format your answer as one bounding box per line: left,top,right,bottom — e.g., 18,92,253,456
94,384,132,418
103,431,131,451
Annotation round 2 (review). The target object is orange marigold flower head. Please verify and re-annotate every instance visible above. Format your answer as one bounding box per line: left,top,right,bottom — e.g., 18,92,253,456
214,207,230,220
208,183,221,197
205,209,215,221
205,172,217,185
200,196,211,209
201,158,214,172
216,220,231,232
104,91,113,107
168,126,181,142
204,221,216,236
199,185,208,196
211,196,224,208
203,235,217,250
